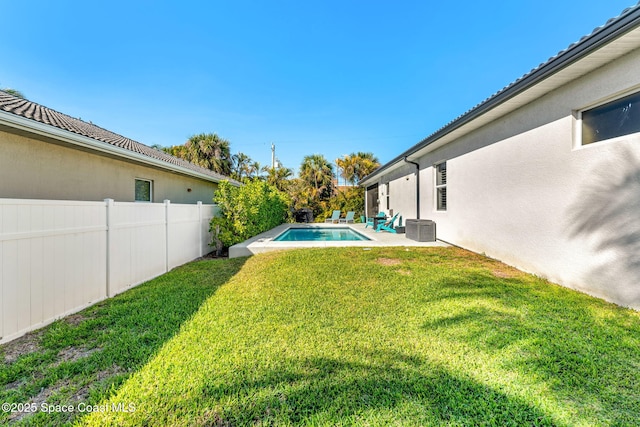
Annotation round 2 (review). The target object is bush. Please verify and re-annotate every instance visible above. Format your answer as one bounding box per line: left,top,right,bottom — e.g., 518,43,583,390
210,180,290,249
317,187,365,222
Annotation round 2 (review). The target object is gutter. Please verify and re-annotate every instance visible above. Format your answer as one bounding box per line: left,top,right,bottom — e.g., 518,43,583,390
403,157,420,219
0,110,239,186
361,4,640,183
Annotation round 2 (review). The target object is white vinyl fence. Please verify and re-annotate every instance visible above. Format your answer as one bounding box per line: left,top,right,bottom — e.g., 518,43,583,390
0,198,219,344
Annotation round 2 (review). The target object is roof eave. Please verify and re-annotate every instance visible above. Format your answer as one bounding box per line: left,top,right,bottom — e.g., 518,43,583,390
360,5,640,186
0,109,239,186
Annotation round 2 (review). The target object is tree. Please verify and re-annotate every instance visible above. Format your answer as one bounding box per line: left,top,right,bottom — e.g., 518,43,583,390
162,133,232,176
231,152,252,181
1,87,25,99
287,177,316,211
263,165,293,192
336,152,380,185
295,154,335,219
248,161,263,180
354,152,380,181
299,154,334,200
210,180,290,250
183,133,232,175
163,144,187,159
327,186,366,220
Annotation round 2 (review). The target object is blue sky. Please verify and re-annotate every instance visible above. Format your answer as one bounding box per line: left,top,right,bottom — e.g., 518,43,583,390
1,1,636,176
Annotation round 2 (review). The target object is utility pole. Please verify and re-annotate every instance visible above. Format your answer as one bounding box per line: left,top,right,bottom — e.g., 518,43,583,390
271,143,275,169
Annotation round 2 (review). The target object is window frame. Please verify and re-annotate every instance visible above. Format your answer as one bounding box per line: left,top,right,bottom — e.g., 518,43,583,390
577,88,640,147
134,178,153,203
384,182,390,210
434,161,447,211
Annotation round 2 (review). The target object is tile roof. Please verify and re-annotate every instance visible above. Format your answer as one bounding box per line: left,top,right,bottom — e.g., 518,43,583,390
0,90,237,184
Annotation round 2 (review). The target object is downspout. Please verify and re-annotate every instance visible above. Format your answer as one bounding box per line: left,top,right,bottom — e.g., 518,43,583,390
403,157,420,219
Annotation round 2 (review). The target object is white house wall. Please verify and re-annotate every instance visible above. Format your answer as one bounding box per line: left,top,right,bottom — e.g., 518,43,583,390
375,163,419,224
384,47,640,309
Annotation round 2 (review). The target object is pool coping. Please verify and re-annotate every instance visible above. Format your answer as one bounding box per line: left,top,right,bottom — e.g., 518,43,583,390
229,223,449,258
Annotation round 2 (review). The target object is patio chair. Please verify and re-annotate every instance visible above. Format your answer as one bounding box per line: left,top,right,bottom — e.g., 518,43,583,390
365,212,385,228
376,212,400,233
339,211,355,223
325,210,341,223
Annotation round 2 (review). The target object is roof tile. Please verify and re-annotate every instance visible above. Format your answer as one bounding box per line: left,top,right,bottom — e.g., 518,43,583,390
0,91,237,184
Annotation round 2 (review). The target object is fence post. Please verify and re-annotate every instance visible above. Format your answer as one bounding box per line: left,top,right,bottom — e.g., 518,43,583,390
164,200,170,272
197,201,203,257
104,198,114,298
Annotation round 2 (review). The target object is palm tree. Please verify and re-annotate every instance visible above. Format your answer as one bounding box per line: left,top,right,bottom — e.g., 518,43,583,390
354,152,380,181
163,144,188,158
184,133,232,176
335,155,358,186
263,165,293,191
299,154,334,201
336,152,380,185
231,152,252,181
248,161,264,180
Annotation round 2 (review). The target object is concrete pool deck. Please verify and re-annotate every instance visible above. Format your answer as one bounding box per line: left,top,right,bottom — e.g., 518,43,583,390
229,223,450,258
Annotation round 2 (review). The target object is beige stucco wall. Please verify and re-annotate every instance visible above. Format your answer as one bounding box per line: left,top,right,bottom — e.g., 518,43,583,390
0,130,218,204
375,47,640,309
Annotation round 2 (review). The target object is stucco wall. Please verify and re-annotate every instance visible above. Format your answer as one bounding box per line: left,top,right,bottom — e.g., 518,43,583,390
378,47,640,309
0,130,218,204
374,163,419,225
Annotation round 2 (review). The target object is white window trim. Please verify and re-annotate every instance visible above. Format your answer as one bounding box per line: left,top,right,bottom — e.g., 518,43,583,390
135,178,153,203
434,161,447,212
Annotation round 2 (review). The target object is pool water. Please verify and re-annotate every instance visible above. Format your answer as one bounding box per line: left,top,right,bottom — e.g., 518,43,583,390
274,227,370,241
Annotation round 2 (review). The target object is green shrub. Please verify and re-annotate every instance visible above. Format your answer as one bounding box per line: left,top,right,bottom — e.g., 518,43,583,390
210,180,290,248
318,187,365,222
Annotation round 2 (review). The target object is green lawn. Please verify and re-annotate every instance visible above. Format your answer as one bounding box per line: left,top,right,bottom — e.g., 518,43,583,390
2,247,639,426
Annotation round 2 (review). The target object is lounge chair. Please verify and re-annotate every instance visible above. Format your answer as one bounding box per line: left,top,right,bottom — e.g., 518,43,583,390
325,210,341,223
365,212,385,228
339,211,355,223
376,212,400,233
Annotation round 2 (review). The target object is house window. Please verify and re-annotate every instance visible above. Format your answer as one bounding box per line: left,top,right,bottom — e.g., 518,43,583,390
385,183,390,210
135,179,153,202
581,90,640,145
435,162,447,211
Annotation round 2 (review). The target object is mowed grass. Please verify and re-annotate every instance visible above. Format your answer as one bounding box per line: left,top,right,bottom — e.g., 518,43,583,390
72,247,640,426
2,247,639,426
0,257,246,426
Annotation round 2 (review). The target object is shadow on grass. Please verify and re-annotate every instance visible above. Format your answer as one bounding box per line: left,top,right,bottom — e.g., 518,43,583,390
0,257,246,426
422,271,640,425
198,350,554,426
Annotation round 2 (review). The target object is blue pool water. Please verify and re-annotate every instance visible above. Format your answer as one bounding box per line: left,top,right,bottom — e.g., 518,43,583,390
274,227,370,241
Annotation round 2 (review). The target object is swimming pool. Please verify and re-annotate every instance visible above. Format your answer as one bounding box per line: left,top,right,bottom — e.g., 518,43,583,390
274,226,371,241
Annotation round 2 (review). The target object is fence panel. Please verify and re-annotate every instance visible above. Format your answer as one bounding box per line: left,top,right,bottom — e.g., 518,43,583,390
167,202,201,269
108,202,167,296
0,199,107,344
0,198,218,344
